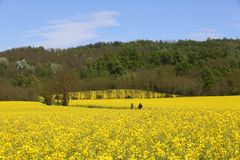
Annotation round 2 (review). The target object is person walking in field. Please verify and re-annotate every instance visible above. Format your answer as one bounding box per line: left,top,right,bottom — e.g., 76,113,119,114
138,103,143,109
130,103,134,109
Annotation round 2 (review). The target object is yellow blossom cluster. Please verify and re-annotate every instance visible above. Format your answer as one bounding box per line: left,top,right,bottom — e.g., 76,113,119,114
0,97,240,159
69,89,175,100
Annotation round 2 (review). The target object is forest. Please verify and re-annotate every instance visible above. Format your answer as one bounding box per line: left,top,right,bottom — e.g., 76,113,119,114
1,39,240,102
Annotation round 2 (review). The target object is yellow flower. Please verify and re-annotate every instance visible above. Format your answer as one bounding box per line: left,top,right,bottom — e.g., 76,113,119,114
0,96,240,159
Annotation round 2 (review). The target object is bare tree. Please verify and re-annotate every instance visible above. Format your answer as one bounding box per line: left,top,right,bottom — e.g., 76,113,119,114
41,69,79,106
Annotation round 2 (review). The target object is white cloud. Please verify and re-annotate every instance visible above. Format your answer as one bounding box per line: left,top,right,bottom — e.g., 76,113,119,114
189,28,221,41
26,11,119,48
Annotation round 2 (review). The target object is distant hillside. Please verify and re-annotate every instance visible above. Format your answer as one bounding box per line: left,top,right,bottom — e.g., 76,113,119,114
1,39,240,101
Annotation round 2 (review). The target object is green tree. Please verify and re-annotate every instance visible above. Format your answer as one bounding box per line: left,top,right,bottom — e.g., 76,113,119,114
202,67,214,94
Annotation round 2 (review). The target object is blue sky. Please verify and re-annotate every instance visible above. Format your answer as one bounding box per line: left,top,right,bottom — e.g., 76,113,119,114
0,0,240,51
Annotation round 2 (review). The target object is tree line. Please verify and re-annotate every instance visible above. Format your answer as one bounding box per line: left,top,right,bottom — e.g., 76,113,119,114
1,39,240,105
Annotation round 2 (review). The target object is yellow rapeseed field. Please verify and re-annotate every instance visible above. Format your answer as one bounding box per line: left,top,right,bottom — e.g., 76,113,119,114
0,96,240,159
70,95,240,109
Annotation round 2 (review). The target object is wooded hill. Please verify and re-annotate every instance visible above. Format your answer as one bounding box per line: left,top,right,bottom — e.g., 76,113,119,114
1,39,240,101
